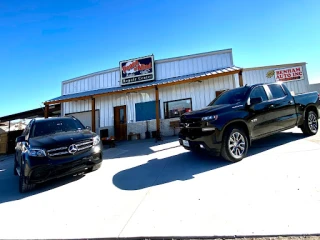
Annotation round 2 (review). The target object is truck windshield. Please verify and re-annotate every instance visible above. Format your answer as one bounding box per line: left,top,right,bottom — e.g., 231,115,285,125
208,87,249,106
31,118,85,137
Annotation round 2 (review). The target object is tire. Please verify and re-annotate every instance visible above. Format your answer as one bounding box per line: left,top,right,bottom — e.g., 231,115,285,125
13,155,18,176
221,127,249,162
19,165,35,193
301,110,318,136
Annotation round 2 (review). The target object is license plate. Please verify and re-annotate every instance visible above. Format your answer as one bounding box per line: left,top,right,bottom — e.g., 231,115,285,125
182,140,190,147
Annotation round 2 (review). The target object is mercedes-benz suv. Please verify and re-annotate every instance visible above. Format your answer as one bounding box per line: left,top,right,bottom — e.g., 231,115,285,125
14,116,103,193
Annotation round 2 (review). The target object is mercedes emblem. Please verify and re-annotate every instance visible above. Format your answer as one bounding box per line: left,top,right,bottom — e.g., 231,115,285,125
68,144,78,154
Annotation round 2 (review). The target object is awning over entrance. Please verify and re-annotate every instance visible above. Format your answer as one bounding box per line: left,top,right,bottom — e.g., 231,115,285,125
44,66,243,134
45,66,242,104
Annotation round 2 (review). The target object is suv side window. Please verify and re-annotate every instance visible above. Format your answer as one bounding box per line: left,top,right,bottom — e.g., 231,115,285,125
22,121,32,137
250,86,268,102
268,84,286,99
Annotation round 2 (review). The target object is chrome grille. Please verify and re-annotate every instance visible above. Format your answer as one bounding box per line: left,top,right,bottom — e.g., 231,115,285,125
47,139,93,157
76,140,93,151
47,147,68,157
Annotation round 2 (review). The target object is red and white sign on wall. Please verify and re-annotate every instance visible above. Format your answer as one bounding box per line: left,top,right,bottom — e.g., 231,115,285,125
275,66,304,82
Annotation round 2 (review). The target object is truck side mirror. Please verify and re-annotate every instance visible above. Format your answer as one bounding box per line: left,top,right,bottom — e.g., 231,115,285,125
250,97,263,105
16,135,25,143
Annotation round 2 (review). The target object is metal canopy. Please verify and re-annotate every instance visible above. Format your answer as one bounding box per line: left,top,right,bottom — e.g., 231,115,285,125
45,66,242,105
0,104,61,122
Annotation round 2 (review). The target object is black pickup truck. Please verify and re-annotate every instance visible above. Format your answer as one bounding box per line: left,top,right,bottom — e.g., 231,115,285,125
179,82,320,162
14,117,103,193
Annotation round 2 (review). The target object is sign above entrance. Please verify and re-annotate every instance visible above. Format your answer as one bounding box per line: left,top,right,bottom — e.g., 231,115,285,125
120,55,155,86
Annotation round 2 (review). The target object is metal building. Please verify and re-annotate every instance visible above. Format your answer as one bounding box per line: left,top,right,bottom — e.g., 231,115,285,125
45,49,310,140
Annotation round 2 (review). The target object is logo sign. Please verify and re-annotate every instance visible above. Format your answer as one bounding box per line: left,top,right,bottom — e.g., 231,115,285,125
274,66,304,82
68,144,78,154
120,55,155,86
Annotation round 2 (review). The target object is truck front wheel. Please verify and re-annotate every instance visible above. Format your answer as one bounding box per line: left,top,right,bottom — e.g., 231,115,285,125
301,110,318,136
221,127,249,162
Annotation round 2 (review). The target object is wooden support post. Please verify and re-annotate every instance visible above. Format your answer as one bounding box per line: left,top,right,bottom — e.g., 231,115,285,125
155,86,161,140
238,70,244,87
91,97,96,133
44,104,49,118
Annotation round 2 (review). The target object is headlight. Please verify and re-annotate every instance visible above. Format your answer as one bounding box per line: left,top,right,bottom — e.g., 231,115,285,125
93,135,100,146
28,149,46,157
202,115,218,121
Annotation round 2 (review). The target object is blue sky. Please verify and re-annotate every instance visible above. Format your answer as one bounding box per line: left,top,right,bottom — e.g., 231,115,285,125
0,0,319,117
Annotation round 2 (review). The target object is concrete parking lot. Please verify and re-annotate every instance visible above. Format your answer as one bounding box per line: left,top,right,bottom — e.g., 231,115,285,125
0,127,320,239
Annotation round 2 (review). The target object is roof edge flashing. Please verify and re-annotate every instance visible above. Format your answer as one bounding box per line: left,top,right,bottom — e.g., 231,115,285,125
62,48,233,84
244,62,307,71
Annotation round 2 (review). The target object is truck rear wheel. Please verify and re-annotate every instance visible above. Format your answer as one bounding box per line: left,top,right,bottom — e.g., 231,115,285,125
221,127,248,162
301,110,318,136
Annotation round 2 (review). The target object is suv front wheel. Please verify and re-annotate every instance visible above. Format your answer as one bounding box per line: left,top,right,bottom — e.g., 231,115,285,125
19,164,35,193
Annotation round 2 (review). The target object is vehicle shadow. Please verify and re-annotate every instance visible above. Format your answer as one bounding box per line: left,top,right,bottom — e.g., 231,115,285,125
113,150,231,191
248,130,308,156
0,163,86,205
112,130,308,191
103,136,180,160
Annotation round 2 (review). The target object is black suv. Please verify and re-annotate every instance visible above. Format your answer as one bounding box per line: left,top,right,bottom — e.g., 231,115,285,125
14,117,103,193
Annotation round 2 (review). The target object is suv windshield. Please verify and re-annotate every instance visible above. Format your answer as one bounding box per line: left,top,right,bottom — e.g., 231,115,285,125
208,87,249,106
31,118,85,137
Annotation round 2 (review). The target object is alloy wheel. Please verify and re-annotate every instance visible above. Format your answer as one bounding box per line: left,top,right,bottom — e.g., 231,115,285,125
228,131,246,159
308,112,318,134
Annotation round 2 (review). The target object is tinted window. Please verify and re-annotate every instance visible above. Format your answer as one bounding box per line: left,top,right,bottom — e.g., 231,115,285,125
269,84,286,99
209,87,249,105
164,98,192,119
22,121,32,136
31,118,85,137
250,86,268,102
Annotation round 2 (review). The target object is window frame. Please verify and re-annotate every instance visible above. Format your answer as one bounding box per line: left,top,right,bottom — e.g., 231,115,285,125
267,83,287,100
163,98,193,119
249,85,269,103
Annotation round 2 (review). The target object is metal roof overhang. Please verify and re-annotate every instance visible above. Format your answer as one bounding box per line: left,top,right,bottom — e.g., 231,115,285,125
45,66,242,105
0,104,61,122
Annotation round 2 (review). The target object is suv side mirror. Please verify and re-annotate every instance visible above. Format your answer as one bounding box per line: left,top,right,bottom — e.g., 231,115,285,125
250,97,263,105
86,126,91,130
16,135,25,143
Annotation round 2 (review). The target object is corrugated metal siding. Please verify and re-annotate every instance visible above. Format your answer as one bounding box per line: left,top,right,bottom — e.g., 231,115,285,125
64,89,156,127
64,76,233,128
63,70,120,95
159,75,234,115
243,64,309,94
155,52,232,80
62,52,233,96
